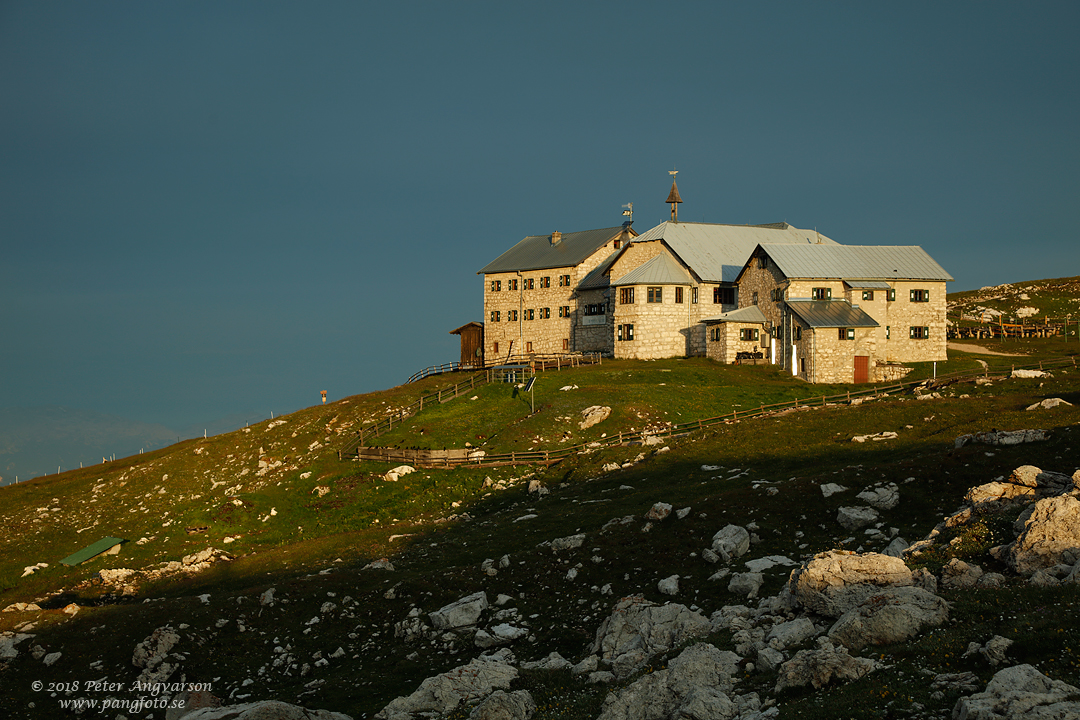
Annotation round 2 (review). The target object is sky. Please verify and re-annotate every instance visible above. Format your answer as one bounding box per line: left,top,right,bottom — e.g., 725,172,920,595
1,1,1078,435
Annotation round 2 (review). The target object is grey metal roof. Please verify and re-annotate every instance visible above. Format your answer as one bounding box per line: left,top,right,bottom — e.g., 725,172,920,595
479,226,629,274
760,244,953,282
631,221,837,284
787,300,880,328
577,250,620,290
700,305,768,325
611,252,693,286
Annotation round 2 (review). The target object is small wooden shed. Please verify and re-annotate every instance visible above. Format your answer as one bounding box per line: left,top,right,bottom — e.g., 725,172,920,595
60,536,126,566
450,322,484,369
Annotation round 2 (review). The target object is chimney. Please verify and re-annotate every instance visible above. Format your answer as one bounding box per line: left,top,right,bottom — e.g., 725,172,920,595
551,231,562,245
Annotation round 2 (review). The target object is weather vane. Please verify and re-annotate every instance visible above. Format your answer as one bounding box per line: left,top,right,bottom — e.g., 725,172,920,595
622,202,633,219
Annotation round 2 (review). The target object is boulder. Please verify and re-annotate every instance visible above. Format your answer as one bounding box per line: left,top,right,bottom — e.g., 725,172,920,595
376,650,517,720
788,550,913,618
1026,397,1074,411
384,465,416,482
766,618,818,650
590,597,712,678
468,690,535,720
520,652,571,671
827,586,949,651
658,575,680,596
856,485,900,511
882,537,908,558
727,573,764,599
645,502,672,521
579,406,612,430
550,534,586,552
430,591,489,630
965,481,1035,511
941,559,985,589
1011,369,1051,378
952,664,1080,720
180,700,352,719
133,627,180,673
1007,495,1080,575
821,483,849,498
0,632,34,660
961,635,1013,667
837,506,879,530
595,643,740,720
710,525,751,562
774,637,879,692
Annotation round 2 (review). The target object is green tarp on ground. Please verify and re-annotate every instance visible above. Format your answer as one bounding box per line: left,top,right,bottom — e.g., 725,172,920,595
59,537,125,566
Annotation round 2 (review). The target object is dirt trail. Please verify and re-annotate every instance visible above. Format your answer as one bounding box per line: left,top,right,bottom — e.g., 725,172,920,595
947,342,1025,357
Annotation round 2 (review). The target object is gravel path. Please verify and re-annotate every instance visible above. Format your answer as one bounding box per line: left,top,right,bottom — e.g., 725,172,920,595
948,342,1025,357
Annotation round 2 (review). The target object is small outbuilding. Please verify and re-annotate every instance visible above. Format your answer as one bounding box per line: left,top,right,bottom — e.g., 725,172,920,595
701,306,770,364
449,322,484,369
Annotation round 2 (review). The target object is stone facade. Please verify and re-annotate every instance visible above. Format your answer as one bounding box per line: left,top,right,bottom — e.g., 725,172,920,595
735,246,950,382
611,283,695,359
704,322,768,364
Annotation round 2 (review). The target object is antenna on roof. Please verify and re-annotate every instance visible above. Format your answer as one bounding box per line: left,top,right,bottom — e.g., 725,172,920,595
622,202,633,219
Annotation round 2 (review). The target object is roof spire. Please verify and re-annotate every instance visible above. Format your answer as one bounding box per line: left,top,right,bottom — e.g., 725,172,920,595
666,167,683,222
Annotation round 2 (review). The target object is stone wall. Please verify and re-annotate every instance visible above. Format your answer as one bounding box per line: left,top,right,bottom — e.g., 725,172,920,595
804,326,879,384
611,284,694,359
704,323,768,364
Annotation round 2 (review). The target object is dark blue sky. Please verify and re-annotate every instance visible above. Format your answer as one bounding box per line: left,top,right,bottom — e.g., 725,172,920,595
2,1,1078,430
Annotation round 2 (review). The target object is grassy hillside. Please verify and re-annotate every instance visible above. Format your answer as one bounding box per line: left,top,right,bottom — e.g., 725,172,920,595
949,275,1080,324
1,343,1078,717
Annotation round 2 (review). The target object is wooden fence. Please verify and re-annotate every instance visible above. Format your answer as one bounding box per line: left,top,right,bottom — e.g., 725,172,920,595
949,313,1079,340
344,355,1077,469
405,352,602,384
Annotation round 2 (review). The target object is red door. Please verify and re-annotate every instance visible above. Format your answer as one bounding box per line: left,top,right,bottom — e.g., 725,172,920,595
854,356,869,383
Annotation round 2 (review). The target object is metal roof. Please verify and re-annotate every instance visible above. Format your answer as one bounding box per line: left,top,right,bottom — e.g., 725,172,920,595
631,222,837,283
699,305,768,325
60,536,125,566
760,244,953,282
787,300,879,328
577,250,620,290
479,226,630,274
611,252,693,286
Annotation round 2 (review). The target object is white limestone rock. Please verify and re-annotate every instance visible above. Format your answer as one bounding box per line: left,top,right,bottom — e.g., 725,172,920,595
837,506,880,530
788,550,913,618
952,664,1080,720
384,465,416,482
827,586,949,651
550,533,586,552
520,652,572,671
376,649,517,720
766,618,818,650
710,525,751,562
941,558,984,589
1007,495,1080,575
180,700,352,719
727,572,764,599
1026,397,1073,411
954,429,1049,448
658,575,680,596
821,483,849,498
856,484,900,511
774,637,880,692
590,597,712,678
579,406,612,430
430,591,489,631
645,502,672,521
468,690,535,720
961,635,1014,667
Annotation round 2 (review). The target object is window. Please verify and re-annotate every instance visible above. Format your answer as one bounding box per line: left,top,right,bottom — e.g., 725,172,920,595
562,338,568,351
617,324,635,341
540,307,551,319
540,276,551,288
713,287,735,304
886,326,891,339
910,289,930,303
647,287,662,303
752,291,759,306
910,326,930,339
493,341,499,354
740,328,760,342
508,309,518,321
525,278,534,290
526,341,533,352
812,287,832,300
525,308,535,321
709,326,722,341
839,328,855,340
489,310,500,322
675,287,684,304
584,303,605,316
620,287,635,304
614,239,622,249
862,290,875,301
794,326,802,341
771,288,784,301
559,306,571,318
888,288,896,301
508,279,518,291
760,255,769,269
692,287,698,304
559,274,571,287
490,280,501,292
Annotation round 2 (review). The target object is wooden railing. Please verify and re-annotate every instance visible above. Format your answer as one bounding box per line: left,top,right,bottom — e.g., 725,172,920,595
405,352,602,384
949,313,1079,340
344,355,1077,469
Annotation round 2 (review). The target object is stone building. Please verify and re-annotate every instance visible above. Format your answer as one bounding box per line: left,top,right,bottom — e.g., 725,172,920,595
478,224,637,360
730,243,953,383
